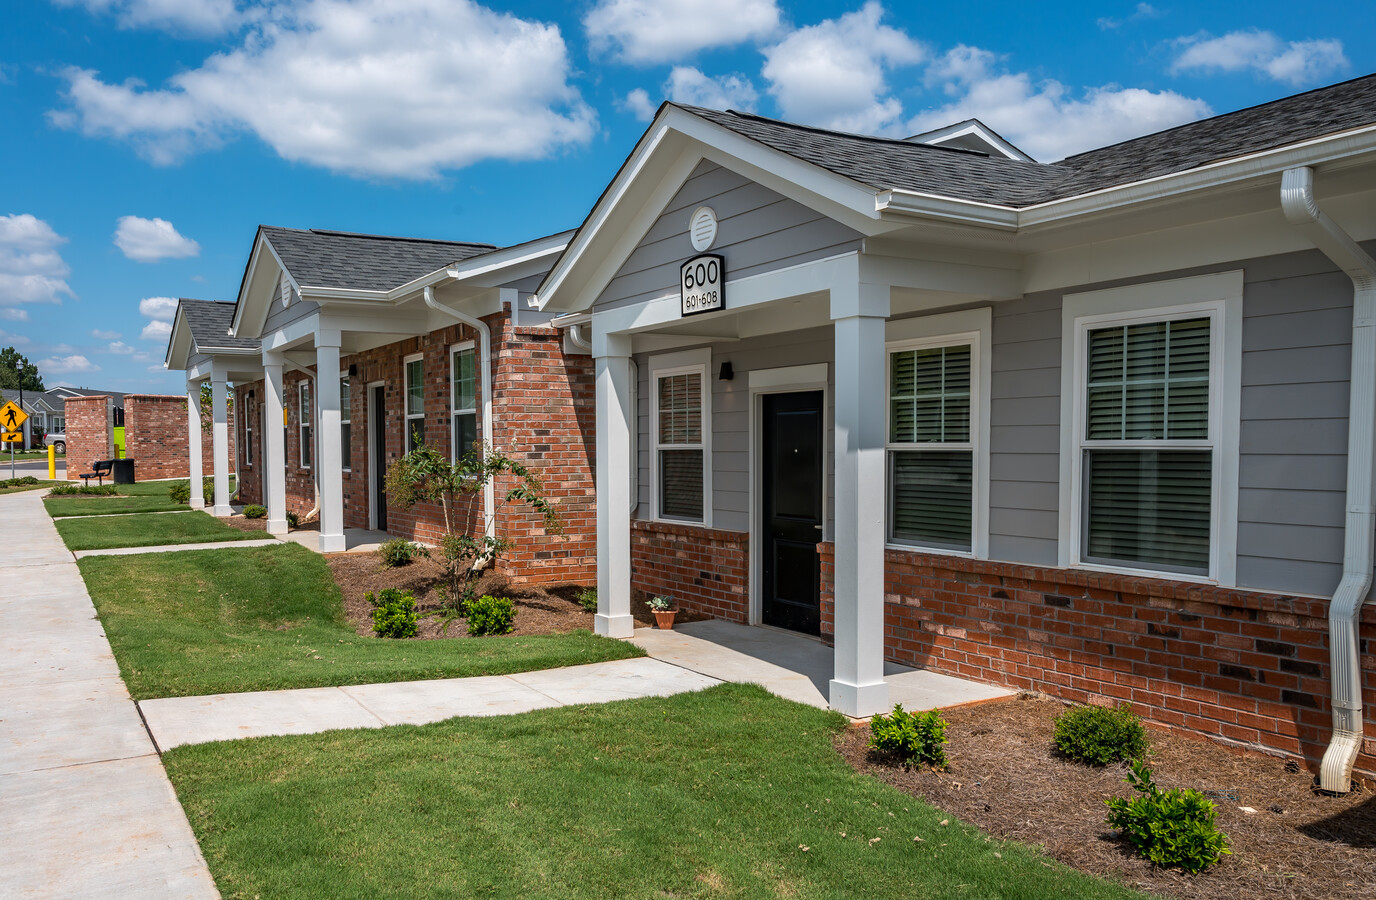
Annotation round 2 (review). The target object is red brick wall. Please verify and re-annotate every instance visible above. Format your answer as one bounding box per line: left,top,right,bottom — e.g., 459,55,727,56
631,520,749,621
817,543,1376,779
64,395,110,480
123,394,236,481
230,311,597,585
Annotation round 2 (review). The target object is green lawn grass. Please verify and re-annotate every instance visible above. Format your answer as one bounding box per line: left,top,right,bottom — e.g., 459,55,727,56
0,479,61,495
79,543,641,699
164,684,1145,900
45,476,237,517
55,509,266,551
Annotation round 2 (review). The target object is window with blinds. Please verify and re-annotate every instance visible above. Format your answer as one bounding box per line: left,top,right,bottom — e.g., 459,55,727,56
1081,316,1212,574
887,343,973,551
340,375,351,471
299,381,313,469
656,371,704,521
405,356,425,453
451,346,477,461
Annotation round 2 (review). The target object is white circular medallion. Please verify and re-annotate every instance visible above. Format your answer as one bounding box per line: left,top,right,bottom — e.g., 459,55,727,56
689,206,718,252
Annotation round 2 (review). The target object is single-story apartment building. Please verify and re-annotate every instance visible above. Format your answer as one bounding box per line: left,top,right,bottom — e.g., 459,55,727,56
170,73,1376,790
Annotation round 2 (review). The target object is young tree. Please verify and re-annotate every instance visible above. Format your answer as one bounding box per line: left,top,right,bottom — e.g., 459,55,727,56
0,347,44,391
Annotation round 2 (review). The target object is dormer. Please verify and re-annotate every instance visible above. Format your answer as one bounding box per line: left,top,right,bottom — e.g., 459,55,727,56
904,118,1035,162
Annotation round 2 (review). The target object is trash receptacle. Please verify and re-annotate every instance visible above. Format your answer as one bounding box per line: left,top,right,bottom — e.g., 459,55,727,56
112,458,135,484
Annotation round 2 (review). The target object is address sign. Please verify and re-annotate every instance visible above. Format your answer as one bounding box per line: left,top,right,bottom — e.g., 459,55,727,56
680,254,724,317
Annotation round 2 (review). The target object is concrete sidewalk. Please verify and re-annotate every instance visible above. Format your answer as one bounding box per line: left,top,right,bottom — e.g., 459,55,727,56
0,490,218,899
74,538,280,559
140,657,721,750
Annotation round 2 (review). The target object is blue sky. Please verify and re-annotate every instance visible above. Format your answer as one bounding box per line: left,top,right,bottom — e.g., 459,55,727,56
1,1,1372,392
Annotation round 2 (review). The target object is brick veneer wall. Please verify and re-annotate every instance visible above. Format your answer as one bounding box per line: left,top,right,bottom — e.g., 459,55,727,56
817,543,1376,779
123,394,236,481
63,395,110,480
231,310,597,584
631,520,750,621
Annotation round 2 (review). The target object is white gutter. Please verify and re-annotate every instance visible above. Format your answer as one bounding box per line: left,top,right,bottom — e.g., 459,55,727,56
423,285,496,541
1281,166,1376,793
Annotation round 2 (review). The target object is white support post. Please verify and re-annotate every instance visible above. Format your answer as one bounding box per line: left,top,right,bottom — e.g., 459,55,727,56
829,279,891,718
316,337,346,553
263,354,288,535
186,381,205,510
210,361,231,516
594,331,635,638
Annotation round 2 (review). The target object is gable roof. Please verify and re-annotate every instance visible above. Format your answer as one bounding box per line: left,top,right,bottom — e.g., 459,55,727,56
180,299,258,353
261,226,497,292
677,72,1376,209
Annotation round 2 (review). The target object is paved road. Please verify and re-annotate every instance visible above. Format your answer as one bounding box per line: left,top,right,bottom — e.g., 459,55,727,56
0,456,65,478
0,490,218,898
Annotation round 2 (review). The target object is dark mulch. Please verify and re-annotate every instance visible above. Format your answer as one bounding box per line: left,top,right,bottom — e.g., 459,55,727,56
836,695,1376,900
220,514,268,534
325,551,708,639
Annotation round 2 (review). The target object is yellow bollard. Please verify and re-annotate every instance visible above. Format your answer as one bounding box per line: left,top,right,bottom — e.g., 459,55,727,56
48,442,55,480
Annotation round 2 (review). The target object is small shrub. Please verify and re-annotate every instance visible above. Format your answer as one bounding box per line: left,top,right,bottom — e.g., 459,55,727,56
868,704,949,769
0,476,41,488
202,475,215,499
1054,703,1148,766
647,595,674,612
242,504,267,519
576,586,598,612
464,594,515,636
286,511,299,528
367,588,418,639
379,538,426,568
168,481,191,504
48,483,117,496
1105,760,1231,873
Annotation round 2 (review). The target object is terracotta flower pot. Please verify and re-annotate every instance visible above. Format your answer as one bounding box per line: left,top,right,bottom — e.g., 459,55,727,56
653,609,677,630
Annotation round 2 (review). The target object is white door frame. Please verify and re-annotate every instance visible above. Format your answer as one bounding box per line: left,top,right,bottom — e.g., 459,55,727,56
747,363,831,626
366,380,385,531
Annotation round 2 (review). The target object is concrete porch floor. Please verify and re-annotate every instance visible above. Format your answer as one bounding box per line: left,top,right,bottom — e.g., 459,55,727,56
281,527,397,553
631,619,1015,717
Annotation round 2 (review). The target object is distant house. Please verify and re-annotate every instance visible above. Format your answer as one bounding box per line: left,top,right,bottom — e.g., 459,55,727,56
0,386,126,450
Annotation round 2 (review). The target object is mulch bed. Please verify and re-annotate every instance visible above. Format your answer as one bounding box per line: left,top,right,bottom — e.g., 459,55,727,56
836,694,1376,900
325,551,708,639
220,515,269,534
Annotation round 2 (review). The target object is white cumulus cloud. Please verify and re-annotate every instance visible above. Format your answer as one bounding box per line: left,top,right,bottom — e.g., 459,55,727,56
91,328,121,340
625,67,759,121
1172,30,1348,87
107,341,135,355
1097,3,1161,30
140,320,173,342
138,296,179,321
761,1,926,135
39,355,99,376
1,309,30,322
0,330,31,347
909,46,1212,161
585,0,780,65
52,0,242,36
0,213,75,309
49,0,596,180
114,215,200,262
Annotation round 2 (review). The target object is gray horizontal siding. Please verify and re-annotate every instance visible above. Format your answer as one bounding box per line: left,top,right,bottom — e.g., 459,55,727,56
597,160,862,311
263,275,318,336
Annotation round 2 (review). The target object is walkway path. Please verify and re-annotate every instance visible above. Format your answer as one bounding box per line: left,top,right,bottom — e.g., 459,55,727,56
0,490,218,899
74,538,280,559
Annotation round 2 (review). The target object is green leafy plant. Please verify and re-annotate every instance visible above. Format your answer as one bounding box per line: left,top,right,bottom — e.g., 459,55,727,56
286,511,299,528
647,595,674,612
868,704,949,769
378,538,426,568
242,504,267,519
576,586,598,612
202,476,215,499
1053,704,1148,766
49,483,118,496
367,588,418,639
168,481,191,504
1105,760,1231,873
0,476,40,487
464,594,515,636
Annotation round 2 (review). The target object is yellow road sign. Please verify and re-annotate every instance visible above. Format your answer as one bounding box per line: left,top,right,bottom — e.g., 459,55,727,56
1,432,22,443
0,401,27,433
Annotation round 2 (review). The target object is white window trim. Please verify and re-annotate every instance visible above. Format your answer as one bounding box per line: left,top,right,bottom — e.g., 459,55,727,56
884,308,992,559
339,371,351,473
243,396,254,468
649,347,712,527
449,341,477,463
403,352,424,453
1058,270,1243,584
298,380,312,470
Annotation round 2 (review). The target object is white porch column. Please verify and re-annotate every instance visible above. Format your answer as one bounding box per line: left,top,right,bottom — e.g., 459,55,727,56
210,361,231,516
830,279,891,718
186,381,205,510
594,331,635,638
263,353,288,535
316,336,346,553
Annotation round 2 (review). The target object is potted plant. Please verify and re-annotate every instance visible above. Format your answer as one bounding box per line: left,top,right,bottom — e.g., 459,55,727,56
648,595,677,630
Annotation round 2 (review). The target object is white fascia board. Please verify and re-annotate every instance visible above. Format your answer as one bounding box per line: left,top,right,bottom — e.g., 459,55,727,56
875,190,1019,230
232,235,295,340
164,312,190,370
908,120,1035,162
444,231,573,287
1019,124,1376,228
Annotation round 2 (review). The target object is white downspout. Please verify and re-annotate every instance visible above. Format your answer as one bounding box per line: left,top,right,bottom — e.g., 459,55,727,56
423,286,496,541
1281,166,1376,792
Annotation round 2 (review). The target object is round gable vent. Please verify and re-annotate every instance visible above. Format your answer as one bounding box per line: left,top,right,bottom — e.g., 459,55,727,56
689,206,718,252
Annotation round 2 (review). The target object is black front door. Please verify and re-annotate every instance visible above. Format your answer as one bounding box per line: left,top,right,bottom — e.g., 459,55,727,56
761,391,824,635
371,384,387,530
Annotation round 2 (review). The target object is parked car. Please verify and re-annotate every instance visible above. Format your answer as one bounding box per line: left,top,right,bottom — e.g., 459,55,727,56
44,432,65,454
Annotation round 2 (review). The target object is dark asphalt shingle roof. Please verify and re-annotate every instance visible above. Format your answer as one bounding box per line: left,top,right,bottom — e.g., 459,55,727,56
180,299,258,352
677,72,1376,208
262,227,497,292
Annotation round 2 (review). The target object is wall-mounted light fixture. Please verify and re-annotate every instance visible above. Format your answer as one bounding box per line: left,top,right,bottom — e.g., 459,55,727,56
718,361,734,381
348,363,358,377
